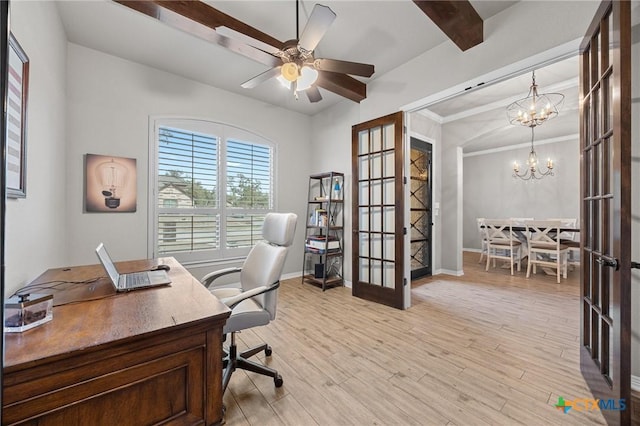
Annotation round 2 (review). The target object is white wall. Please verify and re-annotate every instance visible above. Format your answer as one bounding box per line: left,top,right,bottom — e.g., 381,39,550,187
65,43,311,280
463,138,580,251
5,1,68,296
309,101,360,285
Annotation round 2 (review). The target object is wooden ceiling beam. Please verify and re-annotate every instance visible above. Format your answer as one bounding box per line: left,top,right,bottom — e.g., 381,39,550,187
412,0,483,51
114,1,281,67
115,1,283,49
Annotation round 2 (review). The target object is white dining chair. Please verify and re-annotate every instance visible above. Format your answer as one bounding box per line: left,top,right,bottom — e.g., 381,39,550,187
548,218,580,269
484,219,523,275
476,217,488,263
525,220,569,284
509,217,534,227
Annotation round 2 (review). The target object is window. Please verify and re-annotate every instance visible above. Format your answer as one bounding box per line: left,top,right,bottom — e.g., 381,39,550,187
151,119,275,263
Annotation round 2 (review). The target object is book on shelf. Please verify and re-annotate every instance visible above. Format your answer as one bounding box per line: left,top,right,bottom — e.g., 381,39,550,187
305,246,340,254
307,234,338,241
306,239,340,250
308,208,328,227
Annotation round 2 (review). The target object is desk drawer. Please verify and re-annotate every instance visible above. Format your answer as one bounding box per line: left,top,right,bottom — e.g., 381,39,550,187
3,332,211,425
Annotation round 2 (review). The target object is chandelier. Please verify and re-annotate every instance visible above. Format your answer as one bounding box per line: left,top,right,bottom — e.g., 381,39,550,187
513,127,554,181
506,70,564,128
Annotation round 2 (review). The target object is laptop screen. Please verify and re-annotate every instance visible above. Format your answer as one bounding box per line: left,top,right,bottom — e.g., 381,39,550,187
95,243,120,285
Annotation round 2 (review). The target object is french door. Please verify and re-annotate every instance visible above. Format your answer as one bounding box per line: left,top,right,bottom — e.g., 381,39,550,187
351,112,405,309
579,2,631,424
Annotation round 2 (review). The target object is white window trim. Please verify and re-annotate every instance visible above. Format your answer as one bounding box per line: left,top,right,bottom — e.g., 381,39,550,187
148,116,277,265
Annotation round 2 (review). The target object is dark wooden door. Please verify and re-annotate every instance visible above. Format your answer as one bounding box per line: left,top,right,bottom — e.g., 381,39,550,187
409,137,432,279
579,2,631,424
352,112,405,309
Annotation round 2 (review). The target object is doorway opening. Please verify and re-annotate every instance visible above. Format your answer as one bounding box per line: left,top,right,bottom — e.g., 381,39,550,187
405,47,580,277
409,137,433,280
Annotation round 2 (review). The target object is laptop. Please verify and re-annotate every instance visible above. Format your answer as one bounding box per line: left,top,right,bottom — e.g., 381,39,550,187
95,243,171,291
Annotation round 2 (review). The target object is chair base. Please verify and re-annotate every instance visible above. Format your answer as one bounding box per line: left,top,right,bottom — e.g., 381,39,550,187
222,332,283,393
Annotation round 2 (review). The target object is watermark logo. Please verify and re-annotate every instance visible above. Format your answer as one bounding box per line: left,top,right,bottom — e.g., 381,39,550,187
554,396,626,414
555,396,572,414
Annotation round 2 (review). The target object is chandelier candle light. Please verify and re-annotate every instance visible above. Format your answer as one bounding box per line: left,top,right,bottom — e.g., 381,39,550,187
513,127,554,181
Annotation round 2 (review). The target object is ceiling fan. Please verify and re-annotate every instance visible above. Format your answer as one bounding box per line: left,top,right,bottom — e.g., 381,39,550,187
216,2,375,103
115,0,374,104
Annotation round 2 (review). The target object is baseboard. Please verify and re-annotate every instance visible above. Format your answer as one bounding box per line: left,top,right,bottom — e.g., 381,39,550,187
632,377,640,426
282,271,351,289
282,271,303,281
434,268,464,277
464,248,482,253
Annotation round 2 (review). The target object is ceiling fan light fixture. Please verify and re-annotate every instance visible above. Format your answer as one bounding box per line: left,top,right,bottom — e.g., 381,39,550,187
296,66,318,91
281,62,299,82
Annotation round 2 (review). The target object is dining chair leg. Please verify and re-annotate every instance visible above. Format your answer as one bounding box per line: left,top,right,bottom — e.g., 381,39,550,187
485,250,491,271
510,252,514,275
526,253,532,278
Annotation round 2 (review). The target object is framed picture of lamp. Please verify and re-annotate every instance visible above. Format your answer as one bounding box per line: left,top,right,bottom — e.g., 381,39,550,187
84,154,137,212
6,33,29,199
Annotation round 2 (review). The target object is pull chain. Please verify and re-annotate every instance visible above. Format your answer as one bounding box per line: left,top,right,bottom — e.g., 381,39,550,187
296,0,299,40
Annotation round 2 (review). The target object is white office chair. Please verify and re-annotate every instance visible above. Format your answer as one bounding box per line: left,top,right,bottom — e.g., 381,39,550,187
201,212,297,392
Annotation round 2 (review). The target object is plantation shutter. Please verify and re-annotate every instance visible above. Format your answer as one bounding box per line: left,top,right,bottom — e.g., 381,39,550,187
157,127,219,254
225,139,273,248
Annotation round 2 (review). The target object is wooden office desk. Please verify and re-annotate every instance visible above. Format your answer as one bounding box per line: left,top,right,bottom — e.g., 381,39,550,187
3,257,231,426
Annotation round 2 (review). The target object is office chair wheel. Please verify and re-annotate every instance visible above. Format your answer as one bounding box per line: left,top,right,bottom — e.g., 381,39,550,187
274,374,283,388
265,346,272,356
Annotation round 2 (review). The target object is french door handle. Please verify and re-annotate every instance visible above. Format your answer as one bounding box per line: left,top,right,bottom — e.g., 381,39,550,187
596,256,619,270
632,261,640,269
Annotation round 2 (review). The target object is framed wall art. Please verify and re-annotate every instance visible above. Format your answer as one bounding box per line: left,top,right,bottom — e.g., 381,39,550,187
6,33,29,198
85,154,137,213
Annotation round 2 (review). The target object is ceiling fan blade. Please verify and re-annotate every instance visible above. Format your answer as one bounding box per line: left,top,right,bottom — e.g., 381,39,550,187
298,4,336,52
115,1,281,67
217,26,281,55
316,71,366,103
313,58,374,78
241,66,282,89
306,86,323,103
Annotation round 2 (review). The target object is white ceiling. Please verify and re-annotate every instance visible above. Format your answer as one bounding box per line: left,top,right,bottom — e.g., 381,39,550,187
417,55,579,153
56,0,518,116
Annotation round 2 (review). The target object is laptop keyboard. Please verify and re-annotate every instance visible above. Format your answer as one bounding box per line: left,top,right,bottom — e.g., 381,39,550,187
125,273,150,288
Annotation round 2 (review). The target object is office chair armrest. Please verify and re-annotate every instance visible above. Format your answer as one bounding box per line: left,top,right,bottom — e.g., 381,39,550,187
221,281,280,309
201,267,242,288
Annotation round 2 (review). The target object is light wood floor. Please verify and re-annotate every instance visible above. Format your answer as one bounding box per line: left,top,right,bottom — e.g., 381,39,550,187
221,252,606,425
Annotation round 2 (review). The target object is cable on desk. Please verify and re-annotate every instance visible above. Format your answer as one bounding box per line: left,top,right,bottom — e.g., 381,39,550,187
10,277,104,298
